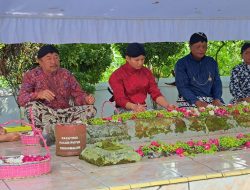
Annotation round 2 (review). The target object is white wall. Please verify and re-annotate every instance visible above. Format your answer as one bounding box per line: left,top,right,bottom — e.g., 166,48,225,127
0,77,233,123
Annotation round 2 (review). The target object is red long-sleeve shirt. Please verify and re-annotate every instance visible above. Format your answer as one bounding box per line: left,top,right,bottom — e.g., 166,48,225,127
109,62,162,108
18,67,87,109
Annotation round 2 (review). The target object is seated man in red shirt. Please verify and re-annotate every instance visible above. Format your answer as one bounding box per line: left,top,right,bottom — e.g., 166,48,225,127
18,45,96,145
109,43,171,112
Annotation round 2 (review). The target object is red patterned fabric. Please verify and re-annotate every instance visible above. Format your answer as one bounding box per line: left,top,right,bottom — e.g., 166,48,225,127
18,67,88,109
109,62,162,108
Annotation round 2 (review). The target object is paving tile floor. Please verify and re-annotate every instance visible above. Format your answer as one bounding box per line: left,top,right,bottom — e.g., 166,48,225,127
1,141,250,190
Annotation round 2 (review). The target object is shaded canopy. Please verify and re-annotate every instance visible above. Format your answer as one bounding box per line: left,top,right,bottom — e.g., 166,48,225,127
0,0,250,44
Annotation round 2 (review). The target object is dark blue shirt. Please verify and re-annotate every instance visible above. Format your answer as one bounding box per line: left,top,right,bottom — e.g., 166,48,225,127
175,54,223,104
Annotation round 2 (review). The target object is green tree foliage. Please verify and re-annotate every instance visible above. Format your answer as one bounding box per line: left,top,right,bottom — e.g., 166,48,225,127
57,44,112,93
0,43,40,106
206,41,243,75
100,44,125,82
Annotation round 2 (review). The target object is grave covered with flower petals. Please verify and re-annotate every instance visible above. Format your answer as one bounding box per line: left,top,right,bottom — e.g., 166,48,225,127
80,102,250,165
85,102,250,144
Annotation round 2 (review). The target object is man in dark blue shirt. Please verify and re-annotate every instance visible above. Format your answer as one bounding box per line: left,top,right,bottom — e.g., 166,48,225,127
175,32,224,108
